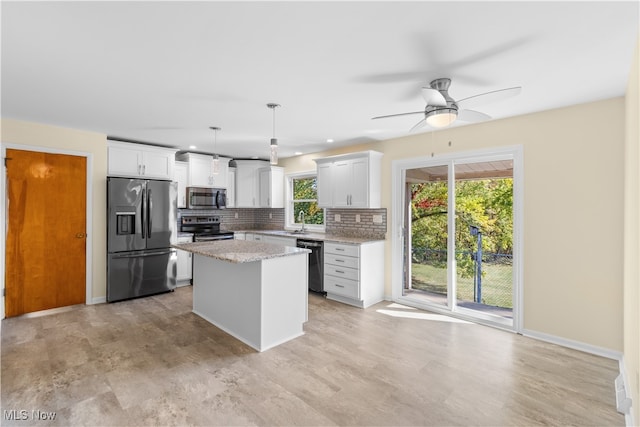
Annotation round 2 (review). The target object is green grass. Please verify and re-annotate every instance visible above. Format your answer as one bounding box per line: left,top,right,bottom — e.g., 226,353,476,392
411,263,513,309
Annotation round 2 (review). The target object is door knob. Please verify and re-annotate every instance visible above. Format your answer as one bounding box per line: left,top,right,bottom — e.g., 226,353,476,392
75,233,87,238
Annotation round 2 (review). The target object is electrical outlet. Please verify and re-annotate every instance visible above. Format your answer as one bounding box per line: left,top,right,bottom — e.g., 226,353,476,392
269,213,272,219
373,214,383,224
335,214,341,222
355,214,361,223
234,212,238,219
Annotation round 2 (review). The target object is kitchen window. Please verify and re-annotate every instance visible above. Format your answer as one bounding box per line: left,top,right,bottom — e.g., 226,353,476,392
286,172,325,231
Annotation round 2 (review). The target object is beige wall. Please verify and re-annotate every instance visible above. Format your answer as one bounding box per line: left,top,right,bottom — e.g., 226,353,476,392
1,118,108,301
282,98,626,352
624,36,640,423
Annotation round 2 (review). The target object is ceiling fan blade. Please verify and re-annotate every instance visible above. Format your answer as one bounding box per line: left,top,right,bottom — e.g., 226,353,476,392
457,109,492,123
372,110,424,120
409,118,427,132
422,88,447,107
456,86,521,110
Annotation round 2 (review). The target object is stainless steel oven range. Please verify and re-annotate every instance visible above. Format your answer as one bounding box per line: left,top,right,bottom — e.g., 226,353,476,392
180,216,234,242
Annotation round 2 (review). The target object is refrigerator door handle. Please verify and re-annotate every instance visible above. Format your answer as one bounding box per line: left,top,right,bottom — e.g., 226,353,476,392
141,186,146,239
147,188,153,238
140,190,147,239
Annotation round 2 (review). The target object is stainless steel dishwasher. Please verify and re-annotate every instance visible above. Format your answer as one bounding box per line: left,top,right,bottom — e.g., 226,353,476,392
296,239,324,293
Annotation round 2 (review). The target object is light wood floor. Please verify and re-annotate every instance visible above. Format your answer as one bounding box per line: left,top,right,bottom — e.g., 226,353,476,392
1,286,624,426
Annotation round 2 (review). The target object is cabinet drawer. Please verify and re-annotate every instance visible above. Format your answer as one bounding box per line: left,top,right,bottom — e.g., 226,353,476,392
324,264,359,281
324,253,359,270
324,275,359,299
324,242,359,257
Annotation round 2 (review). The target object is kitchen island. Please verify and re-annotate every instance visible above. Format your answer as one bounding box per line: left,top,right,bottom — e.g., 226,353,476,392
172,240,310,352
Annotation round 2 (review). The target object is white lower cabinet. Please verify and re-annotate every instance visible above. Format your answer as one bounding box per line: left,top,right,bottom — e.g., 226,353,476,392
245,233,262,241
176,235,193,286
324,240,385,308
263,235,297,247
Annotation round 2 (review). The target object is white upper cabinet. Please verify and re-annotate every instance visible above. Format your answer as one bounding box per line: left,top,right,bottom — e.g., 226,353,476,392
175,152,231,189
314,151,383,208
108,141,177,180
316,162,333,207
258,166,284,208
174,161,188,208
232,160,269,208
227,167,236,208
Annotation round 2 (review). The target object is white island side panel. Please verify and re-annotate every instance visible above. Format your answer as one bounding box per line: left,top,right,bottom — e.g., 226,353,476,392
192,252,308,352
260,254,308,349
193,255,262,350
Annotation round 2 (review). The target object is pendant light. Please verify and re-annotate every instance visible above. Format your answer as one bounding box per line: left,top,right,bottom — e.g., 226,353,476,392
267,103,280,165
210,126,220,175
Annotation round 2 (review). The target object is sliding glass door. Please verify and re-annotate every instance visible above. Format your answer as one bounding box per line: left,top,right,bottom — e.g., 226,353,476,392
397,148,521,330
403,164,450,307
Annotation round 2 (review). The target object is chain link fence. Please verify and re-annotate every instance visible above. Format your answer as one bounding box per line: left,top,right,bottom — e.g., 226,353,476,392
411,248,513,309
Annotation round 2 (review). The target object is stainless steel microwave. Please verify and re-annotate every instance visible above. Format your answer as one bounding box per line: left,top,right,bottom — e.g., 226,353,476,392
186,187,227,210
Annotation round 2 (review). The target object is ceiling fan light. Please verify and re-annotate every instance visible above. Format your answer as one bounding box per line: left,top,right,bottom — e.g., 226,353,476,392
426,109,457,128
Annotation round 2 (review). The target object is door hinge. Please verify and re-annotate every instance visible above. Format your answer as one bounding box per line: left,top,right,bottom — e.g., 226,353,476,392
4,157,12,167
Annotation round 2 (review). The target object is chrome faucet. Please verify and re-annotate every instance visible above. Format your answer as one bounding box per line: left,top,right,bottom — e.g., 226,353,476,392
298,211,306,232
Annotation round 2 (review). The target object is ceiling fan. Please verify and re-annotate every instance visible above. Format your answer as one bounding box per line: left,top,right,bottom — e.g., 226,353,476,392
372,78,521,131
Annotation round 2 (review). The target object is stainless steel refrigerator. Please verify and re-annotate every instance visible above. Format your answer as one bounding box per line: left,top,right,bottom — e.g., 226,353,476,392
107,177,177,302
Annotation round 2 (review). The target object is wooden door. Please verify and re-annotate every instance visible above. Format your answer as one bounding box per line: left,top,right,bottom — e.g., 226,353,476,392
5,149,87,317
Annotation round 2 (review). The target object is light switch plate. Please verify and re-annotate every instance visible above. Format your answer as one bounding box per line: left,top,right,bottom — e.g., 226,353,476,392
335,214,341,222
373,214,383,224
355,214,361,223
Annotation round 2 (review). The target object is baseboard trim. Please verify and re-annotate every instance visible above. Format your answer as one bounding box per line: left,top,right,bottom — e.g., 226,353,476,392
91,296,106,305
617,357,636,427
522,328,622,360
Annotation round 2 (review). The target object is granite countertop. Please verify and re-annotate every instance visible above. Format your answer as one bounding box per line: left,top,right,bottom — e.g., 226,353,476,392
235,230,385,245
173,240,311,264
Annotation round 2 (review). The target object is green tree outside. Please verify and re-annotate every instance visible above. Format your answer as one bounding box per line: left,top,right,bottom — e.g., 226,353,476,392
292,177,323,225
411,178,513,279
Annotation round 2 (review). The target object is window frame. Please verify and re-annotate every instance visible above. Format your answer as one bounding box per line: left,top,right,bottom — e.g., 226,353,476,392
285,171,325,232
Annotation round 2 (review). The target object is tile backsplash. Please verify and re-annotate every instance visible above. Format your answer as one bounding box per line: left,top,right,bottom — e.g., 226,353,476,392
178,208,284,231
178,207,386,239
325,208,387,239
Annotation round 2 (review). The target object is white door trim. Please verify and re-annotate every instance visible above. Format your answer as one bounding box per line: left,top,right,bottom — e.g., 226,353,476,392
391,145,524,333
1,143,94,319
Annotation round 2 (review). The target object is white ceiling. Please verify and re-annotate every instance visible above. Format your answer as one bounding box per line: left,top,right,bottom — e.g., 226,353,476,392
2,1,638,161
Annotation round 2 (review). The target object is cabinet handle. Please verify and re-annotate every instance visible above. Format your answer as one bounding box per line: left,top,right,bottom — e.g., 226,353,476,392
335,270,345,274
335,259,345,262
336,248,345,251
142,164,146,175
335,284,345,288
